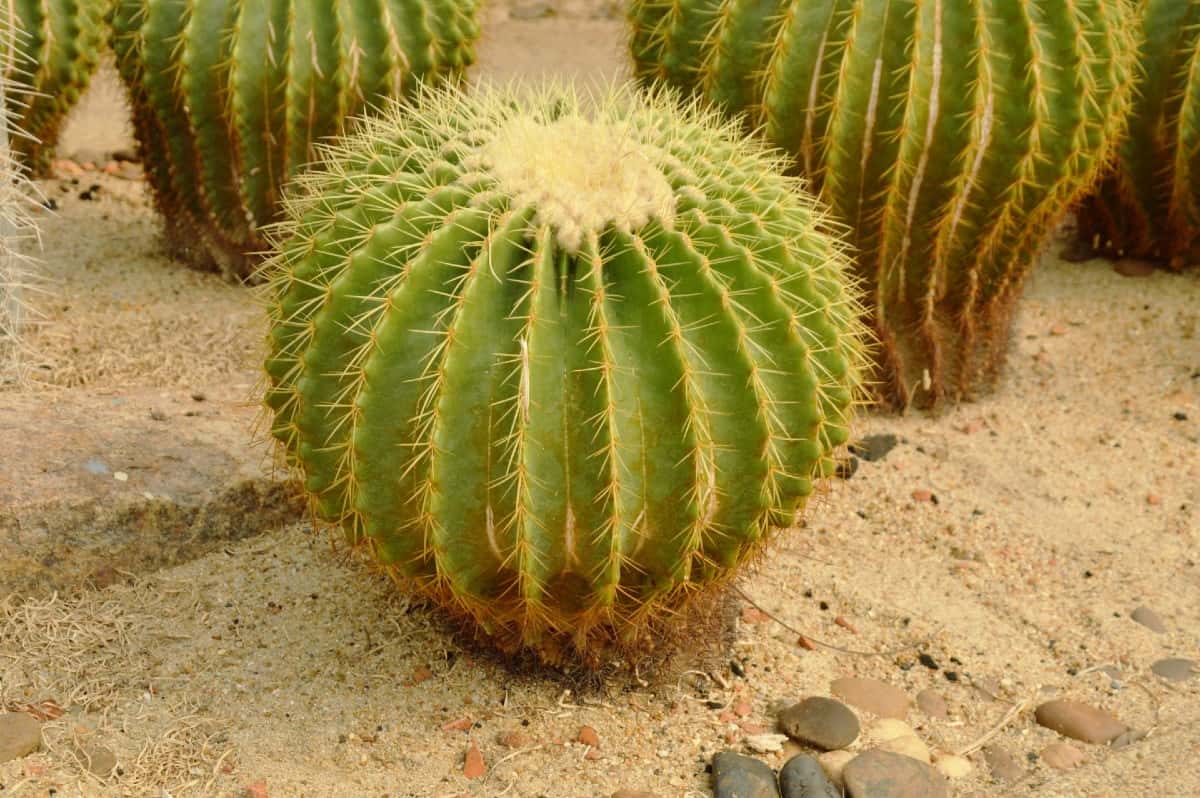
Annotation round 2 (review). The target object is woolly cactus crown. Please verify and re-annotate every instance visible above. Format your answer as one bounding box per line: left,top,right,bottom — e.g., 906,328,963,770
261,84,869,663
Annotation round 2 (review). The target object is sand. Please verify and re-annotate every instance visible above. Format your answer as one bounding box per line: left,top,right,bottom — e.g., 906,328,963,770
3,4,1198,797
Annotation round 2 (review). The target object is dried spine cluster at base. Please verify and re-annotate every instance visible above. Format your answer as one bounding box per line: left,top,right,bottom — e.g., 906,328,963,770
629,0,1137,408
1076,0,1200,268
1,0,106,175
261,86,868,664
111,0,480,279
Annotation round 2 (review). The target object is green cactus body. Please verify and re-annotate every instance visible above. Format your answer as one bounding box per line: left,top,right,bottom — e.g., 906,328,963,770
1076,0,1200,269
261,85,868,664
110,0,481,280
1,0,107,175
630,0,1136,408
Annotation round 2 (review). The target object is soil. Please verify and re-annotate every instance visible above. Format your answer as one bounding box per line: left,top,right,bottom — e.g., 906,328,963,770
3,3,1198,797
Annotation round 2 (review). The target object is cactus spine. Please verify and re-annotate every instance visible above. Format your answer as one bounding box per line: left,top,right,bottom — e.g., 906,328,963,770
111,0,481,280
261,85,868,664
1,0,107,175
630,0,1137,408
1075,0,1200,269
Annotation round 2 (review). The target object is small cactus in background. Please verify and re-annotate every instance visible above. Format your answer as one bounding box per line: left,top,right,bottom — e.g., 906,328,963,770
1,0,107,176
630,0,1137,408
111,0,481,280
1075,0,1200,270
261,85,868,665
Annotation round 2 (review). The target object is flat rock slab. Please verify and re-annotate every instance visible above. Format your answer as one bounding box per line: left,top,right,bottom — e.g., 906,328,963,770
1151,658,1197,682
0,713,41,763
0,388,304,596
831,678,910,720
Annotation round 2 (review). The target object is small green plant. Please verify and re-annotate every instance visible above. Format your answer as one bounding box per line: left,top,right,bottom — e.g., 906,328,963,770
260,84,868,665
111,0,481,280
630,0,1137,408
2,0,107,175
1075,0,1200,269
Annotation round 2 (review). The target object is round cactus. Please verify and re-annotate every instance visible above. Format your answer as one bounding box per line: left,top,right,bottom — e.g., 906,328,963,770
630,0,1137,408
110,0,481,280
1,0,107,176
261,85,868,664
1075,0,1200,269
2,35,41,384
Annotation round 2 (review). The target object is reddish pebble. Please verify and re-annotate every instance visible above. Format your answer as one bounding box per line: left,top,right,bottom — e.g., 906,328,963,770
797,635,817,651
442,717,472,732
733,700,753,718
578,725,600,748
912,488,934,502
718,709,737,723
411,665,433,684
738,722,766,735
497,730,530,748
1049,323,1068,336
1147,493,1162,506
834,616,859,634
244,782,268,798
103,161,120,175
741,606,770,624
585,748,602,761
463,742,486,779
81,162,96,171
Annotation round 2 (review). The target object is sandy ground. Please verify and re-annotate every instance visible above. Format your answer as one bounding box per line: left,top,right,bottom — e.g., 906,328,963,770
3,4,1199,797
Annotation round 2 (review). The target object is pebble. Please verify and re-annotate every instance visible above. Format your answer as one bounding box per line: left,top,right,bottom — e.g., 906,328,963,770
1128,607,1166,633
1150,658,1197,682
578,725,600,747
841,750,949,798
982,745,1024,782
850,434,898,462
877,733,930,764
831,678,910,720
497,730,530,748
1034,699,1127,744
1040,742,1084,770
72,743,117,776
711,751,781,798
817,750,855,788
779,754,840,798
931,752,973,780
1111,729,1149,749
0,713,41,763
778,697,860,750
745,733,789,753
243,782,268,798
463,741,486,779
1113,258,1155,277
866,719,916,743
915,689,948,719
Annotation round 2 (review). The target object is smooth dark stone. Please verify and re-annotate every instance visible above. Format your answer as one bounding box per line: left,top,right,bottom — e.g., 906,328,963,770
712,751,780,798
1151,658,1197,682
778,697,860,751
850,434,898,462
780,755,840,798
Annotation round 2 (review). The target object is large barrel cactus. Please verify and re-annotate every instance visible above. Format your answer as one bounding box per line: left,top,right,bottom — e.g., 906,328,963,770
261,85,868,664
1075,0,1200,269
111,0,480,279
2,36,40,384
630,0,1137,408
1,0,107,175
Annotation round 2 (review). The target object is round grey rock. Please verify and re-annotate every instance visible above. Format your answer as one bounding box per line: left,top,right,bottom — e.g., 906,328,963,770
712,751,781,798
842,750,949,798
0,713,42,763
73,743,117,776
780,754,840,798
915,689,948,719
1130,606,1167,633
778,697,860,751
1151,658,1197,682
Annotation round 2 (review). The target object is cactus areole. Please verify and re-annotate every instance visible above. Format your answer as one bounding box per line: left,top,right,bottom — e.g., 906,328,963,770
630,0,1136,408
111,0,480,279
1076,0,1200,269
261,86,867,664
